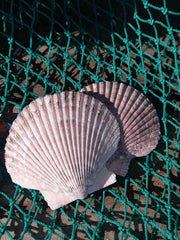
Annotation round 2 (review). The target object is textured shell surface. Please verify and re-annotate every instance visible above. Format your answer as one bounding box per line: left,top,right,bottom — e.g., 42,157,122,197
5,91,120,209
81,82,160,176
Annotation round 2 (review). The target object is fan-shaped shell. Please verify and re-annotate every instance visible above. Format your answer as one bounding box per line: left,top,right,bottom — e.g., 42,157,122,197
81,82,160,176
5,92,120,209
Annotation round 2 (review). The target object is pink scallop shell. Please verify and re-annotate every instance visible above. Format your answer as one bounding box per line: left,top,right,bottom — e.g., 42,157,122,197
5,91,120,209
81,82,160,176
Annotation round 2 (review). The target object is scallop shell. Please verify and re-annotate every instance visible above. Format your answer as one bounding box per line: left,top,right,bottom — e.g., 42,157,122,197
5,92,120,209
81,82,160,176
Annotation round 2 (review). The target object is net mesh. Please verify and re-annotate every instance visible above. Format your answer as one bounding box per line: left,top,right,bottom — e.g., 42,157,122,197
0,0,180,239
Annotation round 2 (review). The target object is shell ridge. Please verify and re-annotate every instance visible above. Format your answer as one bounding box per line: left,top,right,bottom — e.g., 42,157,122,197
47,94,72,187
90,106,118,170
90,105,109,170
51,94,69,180
42,96,64,176
124,113,159,141
99,82,106,95
75,92,84,187
68,93,80,185
109,82,119,103
6,143,54,184
24,105,58,171
117,86,134,120
58,107,74,179
119,90,141,122
10,163,53,188
44,95,68,180
6,150,54,190
6,165,53,190
50,93,76,187
91,103,120,172
89,103,106,169
29,100,61,179
126,126,160,145
79,93,87,187
39,93,77,182
122,100,155,133
115,83,128,116
68,92,80,187
125,124,160,148
125,128,160,147
74,92,85,188
53,94,74,184
5,114,58,182
105,82,112,99
61,93,79,188
84,96,94,179
86,96,98,172
113,83,126,109
88,98,109,172
85,84,95,93
106,122,121,149
80,94,89,184
124,107,158,135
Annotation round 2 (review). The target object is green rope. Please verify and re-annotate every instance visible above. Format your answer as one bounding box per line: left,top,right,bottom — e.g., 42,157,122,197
0,0,180,239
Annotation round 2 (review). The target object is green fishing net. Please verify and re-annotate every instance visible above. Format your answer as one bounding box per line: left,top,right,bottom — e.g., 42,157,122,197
0,0,180,239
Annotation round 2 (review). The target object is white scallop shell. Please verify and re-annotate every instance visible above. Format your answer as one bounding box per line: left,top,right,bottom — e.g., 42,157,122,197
81,82,160,176
5,91,120,209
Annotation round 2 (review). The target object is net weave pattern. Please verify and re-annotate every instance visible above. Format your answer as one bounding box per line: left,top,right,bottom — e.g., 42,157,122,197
0,0,180,239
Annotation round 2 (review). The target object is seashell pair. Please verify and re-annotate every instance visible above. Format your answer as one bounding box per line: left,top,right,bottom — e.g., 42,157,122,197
5,82,160,210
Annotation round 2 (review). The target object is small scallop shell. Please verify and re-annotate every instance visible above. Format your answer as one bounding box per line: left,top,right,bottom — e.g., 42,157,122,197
81,82,160,176
5,92,120,209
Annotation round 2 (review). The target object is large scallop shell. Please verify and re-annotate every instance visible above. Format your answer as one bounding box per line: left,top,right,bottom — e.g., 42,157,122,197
5,92,120,209
81,82,160,176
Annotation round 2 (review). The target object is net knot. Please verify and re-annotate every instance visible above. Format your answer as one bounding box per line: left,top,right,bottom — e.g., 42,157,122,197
148,18,154,26
46,38,52,46
155,58,161,65
167,27,173,35
136,29,141,36
160,96,166,103
5,56,10,64
143,1,149,9
118,225,126,233
9,198,15,206
0,96,6,103
123,38,128,44
161,7,168,15
8,37,13,45
75,82,82,90
26,48,33,55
